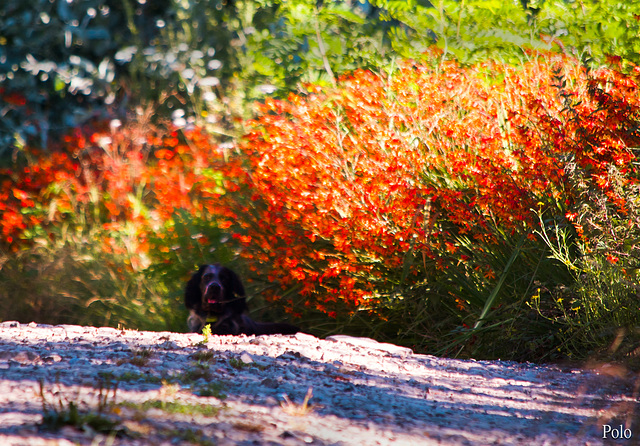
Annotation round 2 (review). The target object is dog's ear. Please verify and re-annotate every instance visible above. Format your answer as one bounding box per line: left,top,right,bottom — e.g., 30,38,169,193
184,265,207,309
224,267,246,297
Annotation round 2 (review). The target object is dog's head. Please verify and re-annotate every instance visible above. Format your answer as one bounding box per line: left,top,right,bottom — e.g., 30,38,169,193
185,263,246,313
184,263,301,335
199,264,242,309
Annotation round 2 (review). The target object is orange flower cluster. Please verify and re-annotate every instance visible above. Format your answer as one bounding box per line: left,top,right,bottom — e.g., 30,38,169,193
0,122,228,264
222,52,640,315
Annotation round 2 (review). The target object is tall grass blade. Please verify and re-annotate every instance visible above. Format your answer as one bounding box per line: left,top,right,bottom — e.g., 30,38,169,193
473,233,527,330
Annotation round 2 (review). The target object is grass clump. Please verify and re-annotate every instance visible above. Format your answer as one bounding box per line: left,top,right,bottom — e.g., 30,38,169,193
531,165,640,364
117,371,163,384
120,400,220,417
177,362,212,383
190,350,216,362
228,357,251,370
194,382,227,399
160,363,227,398
40,401,123,435
228,354,267,371
38,379,125,437
117,348,154,367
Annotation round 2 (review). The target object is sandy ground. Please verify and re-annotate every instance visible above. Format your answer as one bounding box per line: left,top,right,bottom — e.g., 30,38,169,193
0,321,637,445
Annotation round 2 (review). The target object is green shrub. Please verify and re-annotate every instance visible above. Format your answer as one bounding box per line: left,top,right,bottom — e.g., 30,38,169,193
534,162,640,363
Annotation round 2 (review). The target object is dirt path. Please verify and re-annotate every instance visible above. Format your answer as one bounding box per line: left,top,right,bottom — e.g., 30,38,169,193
0,321,636,445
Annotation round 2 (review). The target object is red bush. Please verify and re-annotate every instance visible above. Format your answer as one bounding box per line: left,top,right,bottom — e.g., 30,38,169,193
0,121,227,268
220,52,640,316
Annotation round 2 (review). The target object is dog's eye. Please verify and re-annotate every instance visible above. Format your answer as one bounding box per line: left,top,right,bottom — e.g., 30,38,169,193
202,273,213,281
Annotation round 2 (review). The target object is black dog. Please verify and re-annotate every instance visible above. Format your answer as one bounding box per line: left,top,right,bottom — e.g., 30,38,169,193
185,264,300,336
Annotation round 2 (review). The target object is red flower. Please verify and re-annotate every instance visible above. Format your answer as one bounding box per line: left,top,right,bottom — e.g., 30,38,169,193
606,255,619,265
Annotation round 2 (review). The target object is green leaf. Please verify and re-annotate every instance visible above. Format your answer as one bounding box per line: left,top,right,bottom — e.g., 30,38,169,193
324,7,366,25
474,233,527,330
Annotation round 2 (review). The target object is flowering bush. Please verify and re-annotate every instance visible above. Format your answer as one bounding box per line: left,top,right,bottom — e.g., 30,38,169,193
219,52,640,328
1,119,226,251
0,117,235,329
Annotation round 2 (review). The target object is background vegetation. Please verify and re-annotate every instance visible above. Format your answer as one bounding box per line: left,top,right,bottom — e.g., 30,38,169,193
1,0,640,366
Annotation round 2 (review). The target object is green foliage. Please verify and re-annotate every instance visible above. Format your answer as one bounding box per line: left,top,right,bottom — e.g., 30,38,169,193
341,222,573,362
126,0,400,131
0,221,190,332
534,164,640,362
115,0,237,129
3,0,638,157
372,0,640,67
240,0,391,89
0,229,158,330
0,218,172,332
0,0,169,157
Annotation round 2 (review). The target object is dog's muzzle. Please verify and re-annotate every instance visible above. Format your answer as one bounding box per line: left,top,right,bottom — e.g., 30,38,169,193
203,281,223,306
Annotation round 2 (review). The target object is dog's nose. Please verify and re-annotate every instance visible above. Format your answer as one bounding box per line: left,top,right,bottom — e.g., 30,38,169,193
204,282,222,302
207,283,221,293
